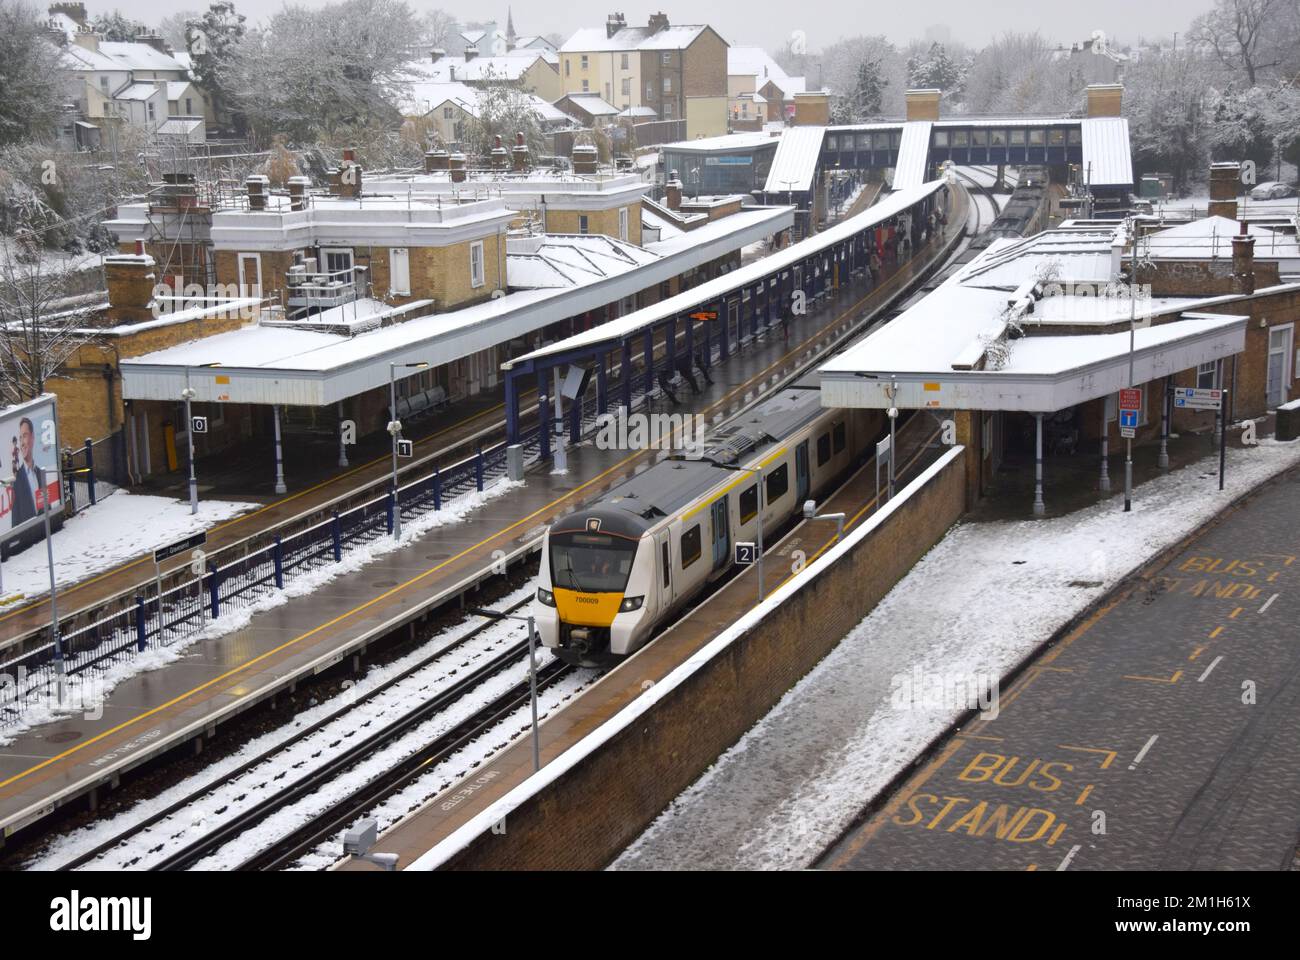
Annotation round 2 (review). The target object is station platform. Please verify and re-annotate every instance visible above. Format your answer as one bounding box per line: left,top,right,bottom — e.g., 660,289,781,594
821,466,1300,871
0,196,968,842
339,410,953,870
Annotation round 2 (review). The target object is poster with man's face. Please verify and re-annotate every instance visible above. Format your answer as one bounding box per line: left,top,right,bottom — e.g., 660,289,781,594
0,397,62,537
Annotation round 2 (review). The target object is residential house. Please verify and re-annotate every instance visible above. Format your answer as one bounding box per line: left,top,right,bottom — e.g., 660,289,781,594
728,46,805,125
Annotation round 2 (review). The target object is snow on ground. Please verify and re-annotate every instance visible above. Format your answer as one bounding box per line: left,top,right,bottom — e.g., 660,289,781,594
613,438,1300,870
0,479,522,746
0,492,257,602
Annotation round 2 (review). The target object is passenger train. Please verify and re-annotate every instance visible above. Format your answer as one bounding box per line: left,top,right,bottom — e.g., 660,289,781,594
534,379,883,665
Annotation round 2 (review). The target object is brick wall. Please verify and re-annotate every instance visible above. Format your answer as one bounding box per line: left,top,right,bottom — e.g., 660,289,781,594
544,205,640,245
439,449,969,869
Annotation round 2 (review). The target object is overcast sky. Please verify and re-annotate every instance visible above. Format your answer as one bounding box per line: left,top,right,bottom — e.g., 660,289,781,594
102,0,1217,52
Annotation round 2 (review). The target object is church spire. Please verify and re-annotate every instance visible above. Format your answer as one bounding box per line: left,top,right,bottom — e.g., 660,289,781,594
506,6,516,42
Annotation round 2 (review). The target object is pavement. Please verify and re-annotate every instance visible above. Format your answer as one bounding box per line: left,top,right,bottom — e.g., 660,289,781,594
822,465,1300,871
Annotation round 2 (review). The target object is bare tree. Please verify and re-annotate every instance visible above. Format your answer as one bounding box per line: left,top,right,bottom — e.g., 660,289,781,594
0,0,67,147
1190,0,1285,85
0,241,99,406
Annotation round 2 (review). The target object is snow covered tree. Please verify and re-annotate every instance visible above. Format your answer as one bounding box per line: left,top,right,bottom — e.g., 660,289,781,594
818,35,906,116
1122,49,1212,190
226,0,420,143
1189,0,1286,86
461,69,545,159
186,2,246,133
420,8,458,50
158,10,202,50
0,242,98,407
90,9,141,42
963,32,1071,116
849,58,888,120
0,0,66,147
907,42,965,94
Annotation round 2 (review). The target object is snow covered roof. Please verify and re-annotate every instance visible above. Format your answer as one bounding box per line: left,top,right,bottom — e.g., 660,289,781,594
121,209,785,406
728,47,805,95
394,80,480,117
60,43,123,73
640,206,687,240
561,24,713,53
506,184,942,368
165,81,194,101
414,53,554,84
156,118,203,137
892,122,933,192
619,105,658,118
113,82,162,101
763,125,825,194
1142,216,1300,264
1080,116,1133,187
506,234,659,289
818,233,1265,413
662,132,778,154
561,93,621,116
98,41,188,73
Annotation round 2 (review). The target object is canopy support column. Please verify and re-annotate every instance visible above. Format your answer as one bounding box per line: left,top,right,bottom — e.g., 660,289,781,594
1033,413,1045,517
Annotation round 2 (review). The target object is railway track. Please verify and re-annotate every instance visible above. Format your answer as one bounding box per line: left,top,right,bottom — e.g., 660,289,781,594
48,593,582,871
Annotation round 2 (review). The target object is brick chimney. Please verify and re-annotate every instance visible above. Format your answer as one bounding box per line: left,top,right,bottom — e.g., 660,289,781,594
665,170,682,211
104,242,157,323
449,152,467,183
905,89,941,122
572,143,599,174
794,91,830,126
464,44,479,61
135,28,169,54
287,175,310,211
328,149,363,198
424,145,451,172
647,11,669,33
1232,225,1256,295
49,2,88,26
245,174,269,211
71,25,98,51
430,47,445,63
511,131,529,172
1085,83,1123,118
606,12,626,38
490,134,509,171
1209,161,1240,220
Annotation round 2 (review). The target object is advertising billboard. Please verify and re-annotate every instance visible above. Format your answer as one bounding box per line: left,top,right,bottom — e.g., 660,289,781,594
0,394,63,542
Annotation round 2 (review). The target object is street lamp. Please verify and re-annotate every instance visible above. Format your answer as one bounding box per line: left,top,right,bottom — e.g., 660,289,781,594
468,605,541,772
37,464,66,705
388,361,428,538
181,377,197,516
802,499,845,542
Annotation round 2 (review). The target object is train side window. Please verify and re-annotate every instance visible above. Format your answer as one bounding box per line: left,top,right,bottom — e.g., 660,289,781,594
681,525,702,568
832,421,846,454
661,541,671,587
766,464,789,502
817,432,831,467
739,484,758,524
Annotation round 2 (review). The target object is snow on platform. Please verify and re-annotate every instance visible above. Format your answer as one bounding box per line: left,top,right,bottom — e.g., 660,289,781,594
613,436,1300,870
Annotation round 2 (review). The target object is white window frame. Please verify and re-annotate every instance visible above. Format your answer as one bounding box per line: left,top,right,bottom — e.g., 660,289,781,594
321,247,354,280
663,76,672,94
470,240,485,288
389,247,410,296
1196,360,1221,391
1267,323,1294,406
618,207,629,241
661,52,671,66
236,252,262,297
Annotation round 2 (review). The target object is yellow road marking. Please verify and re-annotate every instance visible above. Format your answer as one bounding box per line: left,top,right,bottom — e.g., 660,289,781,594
1075,784,1095,805
1208,625,1224,638
1059,746,1118,769
1122,670,1183,684
1229,606,1243,619
1189,645,1207,661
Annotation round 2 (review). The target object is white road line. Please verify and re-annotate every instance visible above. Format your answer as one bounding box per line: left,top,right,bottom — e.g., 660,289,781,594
1128,734,1159,770
1197,656,1224,683
1260,593,1278,614
1056,844,1082,871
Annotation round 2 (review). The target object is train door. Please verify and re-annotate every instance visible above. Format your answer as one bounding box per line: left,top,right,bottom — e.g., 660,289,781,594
796,441,810,503
710,498,730,570
656,531,674,612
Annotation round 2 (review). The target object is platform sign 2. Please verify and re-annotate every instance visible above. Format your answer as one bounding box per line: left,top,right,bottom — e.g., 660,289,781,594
734,541,758,565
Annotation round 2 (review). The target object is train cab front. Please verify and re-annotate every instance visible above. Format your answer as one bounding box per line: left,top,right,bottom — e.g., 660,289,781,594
534,521,649,667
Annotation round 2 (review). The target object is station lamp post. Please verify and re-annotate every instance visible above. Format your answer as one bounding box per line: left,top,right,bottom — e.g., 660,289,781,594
389,360,428,538
468,605,541,772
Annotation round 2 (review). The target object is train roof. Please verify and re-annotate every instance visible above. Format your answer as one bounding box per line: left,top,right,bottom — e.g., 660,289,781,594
554,379,828,536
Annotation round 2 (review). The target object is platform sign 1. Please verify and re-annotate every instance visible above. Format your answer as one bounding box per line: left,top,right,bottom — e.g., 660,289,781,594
1172,387,1223,410
734,541,758,565
397,438,414,458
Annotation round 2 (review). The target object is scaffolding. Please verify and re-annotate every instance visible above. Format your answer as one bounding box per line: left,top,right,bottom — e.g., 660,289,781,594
139,137,268,292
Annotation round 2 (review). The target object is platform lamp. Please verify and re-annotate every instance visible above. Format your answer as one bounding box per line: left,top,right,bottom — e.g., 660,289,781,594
388,360,428,538
181,362,221,516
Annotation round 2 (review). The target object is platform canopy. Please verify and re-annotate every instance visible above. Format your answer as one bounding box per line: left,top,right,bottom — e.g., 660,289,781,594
505,179,948,370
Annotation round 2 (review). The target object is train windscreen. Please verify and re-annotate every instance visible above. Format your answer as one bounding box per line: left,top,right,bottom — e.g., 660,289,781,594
549,532,639,594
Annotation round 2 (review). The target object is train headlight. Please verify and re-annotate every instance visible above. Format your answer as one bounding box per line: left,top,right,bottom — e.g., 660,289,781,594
537,587,556,607
619,595,644,613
